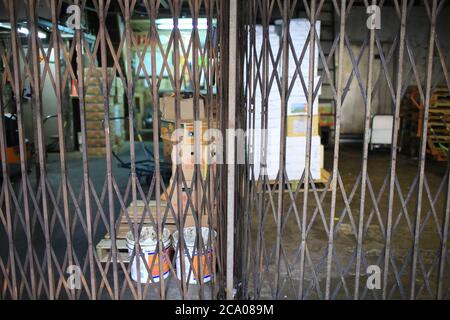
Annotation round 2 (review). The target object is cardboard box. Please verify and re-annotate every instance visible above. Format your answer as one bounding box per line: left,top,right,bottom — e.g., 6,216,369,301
181,122,210,145
155,183,217,228
160,120,176,140
170,187,197,212
319,115,335,128
170,144,216,182
287,115,319,137
124,200,171,224
160,96,205,121
253,136,323,180
161,138,173,161
285,136,322,180
319,103,333,115
184,214,210,228
320,144,324,170
169,185,216,227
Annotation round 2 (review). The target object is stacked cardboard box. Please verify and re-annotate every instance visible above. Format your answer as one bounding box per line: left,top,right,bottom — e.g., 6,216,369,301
160,119,175,162
319,103,335,128
84,68,125,157
159,96,205,121
159,96,217,222
251,20,323,181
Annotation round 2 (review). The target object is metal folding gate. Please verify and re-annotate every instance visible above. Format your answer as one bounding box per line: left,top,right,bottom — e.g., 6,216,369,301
0,0,449,300
0,0,229,300
236,0,450,300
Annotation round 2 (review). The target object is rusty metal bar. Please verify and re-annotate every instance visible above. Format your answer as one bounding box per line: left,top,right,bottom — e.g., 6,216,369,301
383,0,407,300
255,0,269,299
0,51,16,300
73,0,97,300
205,0,217,300
192,0,206,299
123,0,143,300
50,0,76,300
0,0,449,301
299,0,316,300
8,0,38,300
226,0,237,300
173,0,188,298
354,0,376,300
410,0,437,300
438,158,450,299
436,40,450,303
25,0,44,299
325,0,346,300
149,0,166,300
274,0,290,299
98,0,119,300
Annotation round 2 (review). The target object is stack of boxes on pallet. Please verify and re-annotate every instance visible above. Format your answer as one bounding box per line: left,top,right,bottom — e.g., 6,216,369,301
159,95,215,224
401,87,450,162
97,96,216,265
428,88,450,161
251,20,324,182
319,103,335,129
84,68,125,157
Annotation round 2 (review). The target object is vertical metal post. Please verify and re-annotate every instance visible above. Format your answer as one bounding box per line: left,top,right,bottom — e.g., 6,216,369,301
124,0,142,300
256,0,269,299
226,0,237,301
354,0,376,300
205,0,217,300
149,0,165,300
0,54,16,300
50,0,75,299
74,0,97,300
325,0,346,300
275,0,291,299
410,0,437,300
25,0,42,299
437,156,450,300
98,0,119,300
383,0,407,300
173,0,188,299
299,0,315,300
193,0,205,299
433,2,450,302
8,0,35,300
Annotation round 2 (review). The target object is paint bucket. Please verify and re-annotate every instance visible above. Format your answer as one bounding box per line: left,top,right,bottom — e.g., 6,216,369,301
173,227,216,285
126,226,172,283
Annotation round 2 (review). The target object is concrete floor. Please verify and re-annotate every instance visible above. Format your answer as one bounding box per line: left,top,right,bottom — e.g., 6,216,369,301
248,143,449,299
0,142,448,299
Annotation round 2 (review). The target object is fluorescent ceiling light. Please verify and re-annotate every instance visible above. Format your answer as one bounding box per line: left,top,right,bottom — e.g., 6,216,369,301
18,27,29,35
157,24,208,30
156,18,209,25
156,18,212,30
0,22,47,39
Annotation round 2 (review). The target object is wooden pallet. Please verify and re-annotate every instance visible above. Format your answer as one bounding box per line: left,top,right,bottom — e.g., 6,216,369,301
95,200,212,263
428,104,450,162
401,87,449,162
432,88,450,107
97,200,177,263
258,168,331,192
96,238,130,263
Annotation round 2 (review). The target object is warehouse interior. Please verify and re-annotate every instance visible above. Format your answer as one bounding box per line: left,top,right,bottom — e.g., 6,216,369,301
0,0,449,300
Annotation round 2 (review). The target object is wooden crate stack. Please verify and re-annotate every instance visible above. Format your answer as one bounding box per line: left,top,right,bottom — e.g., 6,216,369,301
84,68,125,157
96,200,175,263
159,94,218,213
96,95,219,263
401,86,449,161
428,88,450,161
